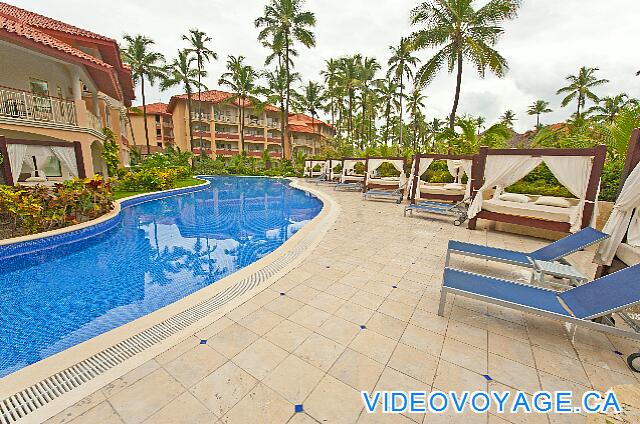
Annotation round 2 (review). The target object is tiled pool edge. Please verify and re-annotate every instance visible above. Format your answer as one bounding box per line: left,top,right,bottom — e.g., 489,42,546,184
0,179,210,260
0,178,338,424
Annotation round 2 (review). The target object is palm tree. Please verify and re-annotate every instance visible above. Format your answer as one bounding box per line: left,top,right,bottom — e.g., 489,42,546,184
161,50,203,157
321,58,340,126
337,55,362,142
375,78,401,145
408,83,427,150
295,81,324,150
587,93,635,123
387,37,419,147
527,100,552,129
475,116,486,136
255,0,316,159
500,110,516,128
264,67,299,155
556,66,609,116
452,116,511,154
410,0,520,129
121,34,166,155
218,56,264,154
358,57,381,148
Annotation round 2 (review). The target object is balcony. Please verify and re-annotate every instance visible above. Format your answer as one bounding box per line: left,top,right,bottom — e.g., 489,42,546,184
215,132,239,140
163,135,174,141
244,118,264,127
245,150,264,157
266,136,281,143
214,115,237,124
86,111,102,132
215,149,240,156
243,134,265,142
0,86,77,126
191,131,211,138
266,120,280,129
162,121,173,128
268,151,282,158
192,147,213,155
191,112,211,121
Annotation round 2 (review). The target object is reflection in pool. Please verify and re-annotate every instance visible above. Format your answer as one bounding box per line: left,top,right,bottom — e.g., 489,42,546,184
0,176,322,378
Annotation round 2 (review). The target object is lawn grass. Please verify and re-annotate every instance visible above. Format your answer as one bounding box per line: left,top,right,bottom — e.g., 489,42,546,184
112,177,206,200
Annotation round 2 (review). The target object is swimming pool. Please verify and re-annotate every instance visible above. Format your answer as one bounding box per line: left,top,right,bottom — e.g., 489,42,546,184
0,177,322,378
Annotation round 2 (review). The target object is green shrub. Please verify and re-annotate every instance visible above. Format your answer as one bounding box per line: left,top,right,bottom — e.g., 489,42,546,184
505,181,573,198
117,168,178,191
353,162,365,175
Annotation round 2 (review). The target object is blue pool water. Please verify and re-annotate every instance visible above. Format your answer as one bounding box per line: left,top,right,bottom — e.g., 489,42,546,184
0,177,322,378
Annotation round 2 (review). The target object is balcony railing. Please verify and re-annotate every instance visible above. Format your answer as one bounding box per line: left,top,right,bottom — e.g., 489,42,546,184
266,120,280,128
0,86,77,126
215,132,239,140
216,149,240,156
214,115,238,124
191,112,211,121
86,111,102,132
191,131,211,138
244,118,264,127
243,134,265,141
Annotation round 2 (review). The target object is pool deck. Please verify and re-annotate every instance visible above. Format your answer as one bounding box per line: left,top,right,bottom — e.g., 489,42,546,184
45,181,639,424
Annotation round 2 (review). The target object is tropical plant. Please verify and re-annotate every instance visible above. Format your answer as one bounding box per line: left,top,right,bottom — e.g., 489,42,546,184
101,128,120,176
255,0,317,158
527,100,553,128
387,37,419,146
182,29,217,155
449,117,511,153
263,66,300,152
596,104,640,161
161,49,204,157
218,56,265,153
121,34,166,155
587,93,636,123
409,0,521,129
407,83,427,150
500,110,516,127
357,57,381,148
556,66,609,116
295,81,324,134
375,78,402,145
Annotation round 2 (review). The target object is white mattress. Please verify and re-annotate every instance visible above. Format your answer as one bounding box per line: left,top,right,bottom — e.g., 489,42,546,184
617,243,640,266
482,198,576,223
419,182,465,196
342,175,364,182
368,178,400,186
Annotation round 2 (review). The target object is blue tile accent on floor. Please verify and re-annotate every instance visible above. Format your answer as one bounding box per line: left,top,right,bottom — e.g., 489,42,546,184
360,325,366,329
280,292,286,296
294,404,304,413
614,350,623,356
200,340,207,345
483,374,493,381
392,285,397,289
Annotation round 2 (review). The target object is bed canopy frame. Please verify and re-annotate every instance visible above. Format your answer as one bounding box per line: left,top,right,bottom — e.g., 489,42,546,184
363,156,408,193
595,129,640,277
467,145,607,234
322,158,342,181
408,153,476,204
304,159,326,178
339,157,366,183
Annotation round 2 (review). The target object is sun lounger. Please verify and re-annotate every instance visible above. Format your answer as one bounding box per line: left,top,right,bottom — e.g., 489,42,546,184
446,226,609,268
362,189,403,204
335,182,363,191
438,264,640,371
405,198,469,226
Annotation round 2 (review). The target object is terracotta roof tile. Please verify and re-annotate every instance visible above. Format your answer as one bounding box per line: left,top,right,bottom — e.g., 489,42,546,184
0,2,112,41
131,102,169,115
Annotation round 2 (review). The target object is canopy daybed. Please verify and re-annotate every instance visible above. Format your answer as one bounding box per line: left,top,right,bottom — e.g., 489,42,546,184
304,159,326,178
339,157,366,183
467,145,607,234
363,156,408,193
407,153,475,203
594,129,640,276
314,158,341,184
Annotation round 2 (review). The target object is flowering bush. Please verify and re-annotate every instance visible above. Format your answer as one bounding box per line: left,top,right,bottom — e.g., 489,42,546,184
0,176,113,238
117,168,179,192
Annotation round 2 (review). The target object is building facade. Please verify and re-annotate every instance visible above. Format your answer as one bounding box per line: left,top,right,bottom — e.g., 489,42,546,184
0,2,135,185
128,103,175,155
165,90,334,160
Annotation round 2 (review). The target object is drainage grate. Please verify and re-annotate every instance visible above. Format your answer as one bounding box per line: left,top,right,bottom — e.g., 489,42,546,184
0,217,323,424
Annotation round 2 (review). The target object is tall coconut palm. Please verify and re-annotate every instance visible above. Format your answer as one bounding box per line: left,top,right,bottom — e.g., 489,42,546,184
264,66,299,154
527,100,552,128
500,110,516,128
121,34,166,155
321,58,340,126
556,66,609,116
410,0,520,129
387,37,419,147
182,29,216,158
295,81,324,151
337,55,362,143
161,50,204,157
358,57,381,148
408,83,427,150
255,0,316,159
218,56,265,154
586,93,635,123
375,78,401,145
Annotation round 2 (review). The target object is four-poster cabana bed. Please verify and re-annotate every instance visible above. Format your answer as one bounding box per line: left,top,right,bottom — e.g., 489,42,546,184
304,159,326,178
594,129,640,276
363,156,408,192
467,145,607,234
407,153,475,204
315,158,341,184
334,157,366,190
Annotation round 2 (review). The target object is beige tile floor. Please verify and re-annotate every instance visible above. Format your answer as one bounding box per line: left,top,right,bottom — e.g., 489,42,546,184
46,184,640,424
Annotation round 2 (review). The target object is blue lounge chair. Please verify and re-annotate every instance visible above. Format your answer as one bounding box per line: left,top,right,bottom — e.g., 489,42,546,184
363,188,404,204
446,227,609,268
438,264,640,371
405,199,469,226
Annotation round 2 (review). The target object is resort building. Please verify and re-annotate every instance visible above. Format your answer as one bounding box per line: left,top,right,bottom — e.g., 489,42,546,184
128,102,175,155
0,2,135,184
166,90,334,159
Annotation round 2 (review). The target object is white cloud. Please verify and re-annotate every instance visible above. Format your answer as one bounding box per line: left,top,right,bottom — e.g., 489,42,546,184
13,0,640,132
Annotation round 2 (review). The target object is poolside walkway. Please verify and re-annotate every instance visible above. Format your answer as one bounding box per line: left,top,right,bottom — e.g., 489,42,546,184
47,182,639,424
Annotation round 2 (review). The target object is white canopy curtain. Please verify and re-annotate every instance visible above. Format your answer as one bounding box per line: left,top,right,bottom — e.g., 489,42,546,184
468,155,543,218
594,160,640,265
543,156,594,232
6,143,28,184
461,159,474,198
51,146,79,177
446,159,464,182
366,158,407,188
407,157,434,198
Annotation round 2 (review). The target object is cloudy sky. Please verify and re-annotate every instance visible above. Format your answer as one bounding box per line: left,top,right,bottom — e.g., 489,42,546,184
14,0,640,132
